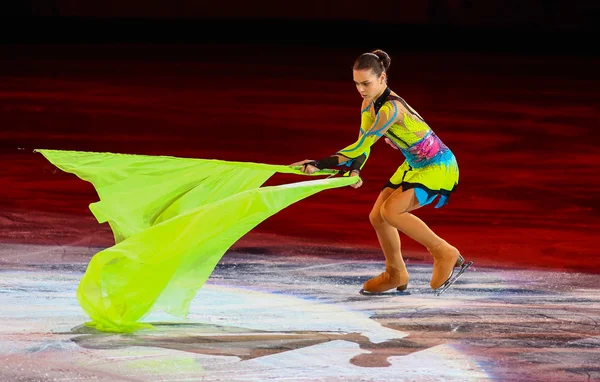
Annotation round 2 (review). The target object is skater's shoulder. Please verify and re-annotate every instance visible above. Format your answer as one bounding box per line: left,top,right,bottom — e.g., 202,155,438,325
361,98,372,113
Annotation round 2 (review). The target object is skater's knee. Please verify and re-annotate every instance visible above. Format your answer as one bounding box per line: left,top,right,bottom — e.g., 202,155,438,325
380,201,408,225
369,208,386,228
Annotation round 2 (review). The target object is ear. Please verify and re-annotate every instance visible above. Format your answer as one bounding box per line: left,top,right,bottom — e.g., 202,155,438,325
380,72,386,83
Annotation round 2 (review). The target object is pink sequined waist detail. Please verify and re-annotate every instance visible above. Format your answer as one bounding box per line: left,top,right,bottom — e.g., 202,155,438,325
399,132,453,168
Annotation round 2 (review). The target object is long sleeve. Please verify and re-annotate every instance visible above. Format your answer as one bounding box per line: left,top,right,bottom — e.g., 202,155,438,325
310,100,401,173
337,100,400,160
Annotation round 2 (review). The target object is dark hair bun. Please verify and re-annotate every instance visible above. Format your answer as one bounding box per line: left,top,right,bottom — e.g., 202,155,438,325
371,49,391,72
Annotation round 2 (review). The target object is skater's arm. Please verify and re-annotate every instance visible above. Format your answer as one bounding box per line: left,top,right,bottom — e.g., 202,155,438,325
309,100,401,172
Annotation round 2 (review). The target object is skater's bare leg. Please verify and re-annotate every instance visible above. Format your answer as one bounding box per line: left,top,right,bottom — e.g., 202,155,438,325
380,188,442,248
370,188,402,267
380,188,463,290
362,188,410,293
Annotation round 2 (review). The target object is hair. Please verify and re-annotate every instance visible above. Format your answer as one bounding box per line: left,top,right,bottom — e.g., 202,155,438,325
353,49,391,78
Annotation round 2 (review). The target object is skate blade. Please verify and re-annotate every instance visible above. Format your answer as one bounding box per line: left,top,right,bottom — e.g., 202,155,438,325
434,261,473,296
359,288,411,296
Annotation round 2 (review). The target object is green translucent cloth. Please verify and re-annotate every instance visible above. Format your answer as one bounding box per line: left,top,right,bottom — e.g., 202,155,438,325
35,149,356,333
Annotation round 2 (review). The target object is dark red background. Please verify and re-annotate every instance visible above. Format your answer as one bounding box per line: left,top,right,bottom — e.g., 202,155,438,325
1,2,598,274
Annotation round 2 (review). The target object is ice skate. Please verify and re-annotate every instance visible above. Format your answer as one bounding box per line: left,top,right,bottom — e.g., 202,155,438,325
429,240,472,295
359,263,410,295
433,259,473,296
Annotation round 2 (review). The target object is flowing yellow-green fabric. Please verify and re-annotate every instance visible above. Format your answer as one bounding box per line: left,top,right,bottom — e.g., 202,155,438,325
35,149,357,333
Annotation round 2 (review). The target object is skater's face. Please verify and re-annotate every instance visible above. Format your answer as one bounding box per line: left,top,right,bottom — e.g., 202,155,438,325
353,69,386,101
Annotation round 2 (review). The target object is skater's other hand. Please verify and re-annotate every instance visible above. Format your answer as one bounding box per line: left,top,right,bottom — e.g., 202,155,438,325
384,137,399,150
350,170,362,188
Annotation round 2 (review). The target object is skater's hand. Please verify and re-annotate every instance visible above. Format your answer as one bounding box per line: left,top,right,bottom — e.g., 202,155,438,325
290,159,314,167
349,170,362,188
301,163,319,175
289,159,319,175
